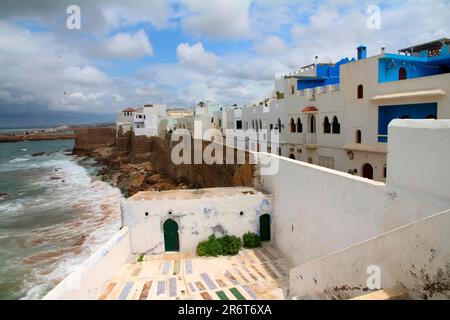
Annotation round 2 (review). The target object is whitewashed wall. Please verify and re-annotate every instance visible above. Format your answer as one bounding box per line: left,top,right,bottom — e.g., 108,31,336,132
121,188,273,254
259,120,450,268
290,209,450,300
43,227,131,300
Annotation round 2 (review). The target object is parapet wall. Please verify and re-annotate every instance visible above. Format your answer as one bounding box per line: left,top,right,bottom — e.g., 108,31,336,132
290,209,450,299
43,227,131,300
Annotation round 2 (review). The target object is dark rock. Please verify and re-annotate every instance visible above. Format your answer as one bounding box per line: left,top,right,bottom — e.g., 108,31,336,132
31,152,46,157
0,193,9,201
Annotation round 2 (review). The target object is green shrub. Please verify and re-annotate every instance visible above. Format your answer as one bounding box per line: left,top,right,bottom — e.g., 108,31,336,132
242,232,261,248
196,234,241,257
137,254,144,262
196,235,223,257
217,235,242,255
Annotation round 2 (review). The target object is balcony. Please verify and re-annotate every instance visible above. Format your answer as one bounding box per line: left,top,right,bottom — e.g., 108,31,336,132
303,133,318,148
378,135,388,143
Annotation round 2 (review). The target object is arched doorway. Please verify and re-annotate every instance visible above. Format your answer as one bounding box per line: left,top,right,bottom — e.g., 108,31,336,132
288,154,296,160
362,163,374,180
259,214,271,241
163,219,179,252
399,67,407,80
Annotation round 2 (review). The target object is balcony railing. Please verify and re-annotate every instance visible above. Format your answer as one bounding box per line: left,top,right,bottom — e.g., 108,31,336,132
303,133,318,146
378,135,388,143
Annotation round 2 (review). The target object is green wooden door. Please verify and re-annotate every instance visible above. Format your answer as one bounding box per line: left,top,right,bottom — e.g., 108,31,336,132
259,214,271,241
163,219,180,251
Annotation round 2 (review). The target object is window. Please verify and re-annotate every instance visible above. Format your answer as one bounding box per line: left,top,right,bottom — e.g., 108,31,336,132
356,130,362,144
399,67,407,80
310,115,316,133
276,118,282,133
123,112,127,116
318,156,335,169
252,119,255,129
236,120,242,130
323,116,331,134
383,164,387,178
270,124,273,131
291,85,295,95
290,118,296,133
357,85,364,99
259,119,262,130
211,117,214,123
296,118,303,133
332,116,340,134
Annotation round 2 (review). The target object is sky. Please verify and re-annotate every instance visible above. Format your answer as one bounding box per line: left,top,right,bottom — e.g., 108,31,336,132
0,0,449,127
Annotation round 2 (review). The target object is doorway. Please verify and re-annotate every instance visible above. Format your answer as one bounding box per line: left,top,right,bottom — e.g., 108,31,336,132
163,219,180,252
259,214,271,241
362,163,374,180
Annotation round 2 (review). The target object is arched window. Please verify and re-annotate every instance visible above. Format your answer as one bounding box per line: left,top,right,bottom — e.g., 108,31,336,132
310,115,316,133
399,67,407,80
290,118,296,133
276,118,282,133
259,119,262,130
323,116,331,134
332,116,340,134
356,129,362,144
252,119,255,129
357,85,364,99
296,118,302,133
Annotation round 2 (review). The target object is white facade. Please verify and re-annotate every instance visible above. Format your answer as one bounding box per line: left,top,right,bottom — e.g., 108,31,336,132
121,187,273,254
116,104,167,137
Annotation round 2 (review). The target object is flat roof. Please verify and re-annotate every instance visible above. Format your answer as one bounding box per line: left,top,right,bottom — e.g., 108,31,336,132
398,38,450,53
128,187,269,201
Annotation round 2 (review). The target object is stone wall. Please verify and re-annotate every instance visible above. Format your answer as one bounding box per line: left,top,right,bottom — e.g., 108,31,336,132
148,137,255,188
73,127,116,153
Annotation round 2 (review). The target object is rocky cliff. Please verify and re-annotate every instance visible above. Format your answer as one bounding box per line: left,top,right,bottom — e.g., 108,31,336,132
73,127,255,197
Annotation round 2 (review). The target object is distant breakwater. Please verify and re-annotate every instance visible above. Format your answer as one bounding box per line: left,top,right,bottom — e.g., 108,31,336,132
0,133,75,143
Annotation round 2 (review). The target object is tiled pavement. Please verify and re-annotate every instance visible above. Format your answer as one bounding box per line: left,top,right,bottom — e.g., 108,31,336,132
97,246,290,300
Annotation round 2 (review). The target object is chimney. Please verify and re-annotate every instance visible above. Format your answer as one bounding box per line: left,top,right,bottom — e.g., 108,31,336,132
381,46,387,54
357,45,367,60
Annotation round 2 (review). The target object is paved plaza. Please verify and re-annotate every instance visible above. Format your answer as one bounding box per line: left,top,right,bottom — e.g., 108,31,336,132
97,245,290,300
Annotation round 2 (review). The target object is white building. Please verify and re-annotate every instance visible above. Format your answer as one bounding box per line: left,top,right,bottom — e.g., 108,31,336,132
224,38,450,182
116,104,167,137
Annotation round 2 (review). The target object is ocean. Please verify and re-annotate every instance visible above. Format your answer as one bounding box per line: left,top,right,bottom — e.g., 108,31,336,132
0,139,121,300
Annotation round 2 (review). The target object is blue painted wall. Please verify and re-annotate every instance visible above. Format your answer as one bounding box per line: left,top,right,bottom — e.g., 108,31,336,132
297,58,354,90
379,48,450,83
377,103,437,142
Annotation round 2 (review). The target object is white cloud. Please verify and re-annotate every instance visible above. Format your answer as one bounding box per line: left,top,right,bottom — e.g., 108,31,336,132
180,0,251,39
176,42,219,71
255,35,287,55
99,29,153,59
62,66,111,86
